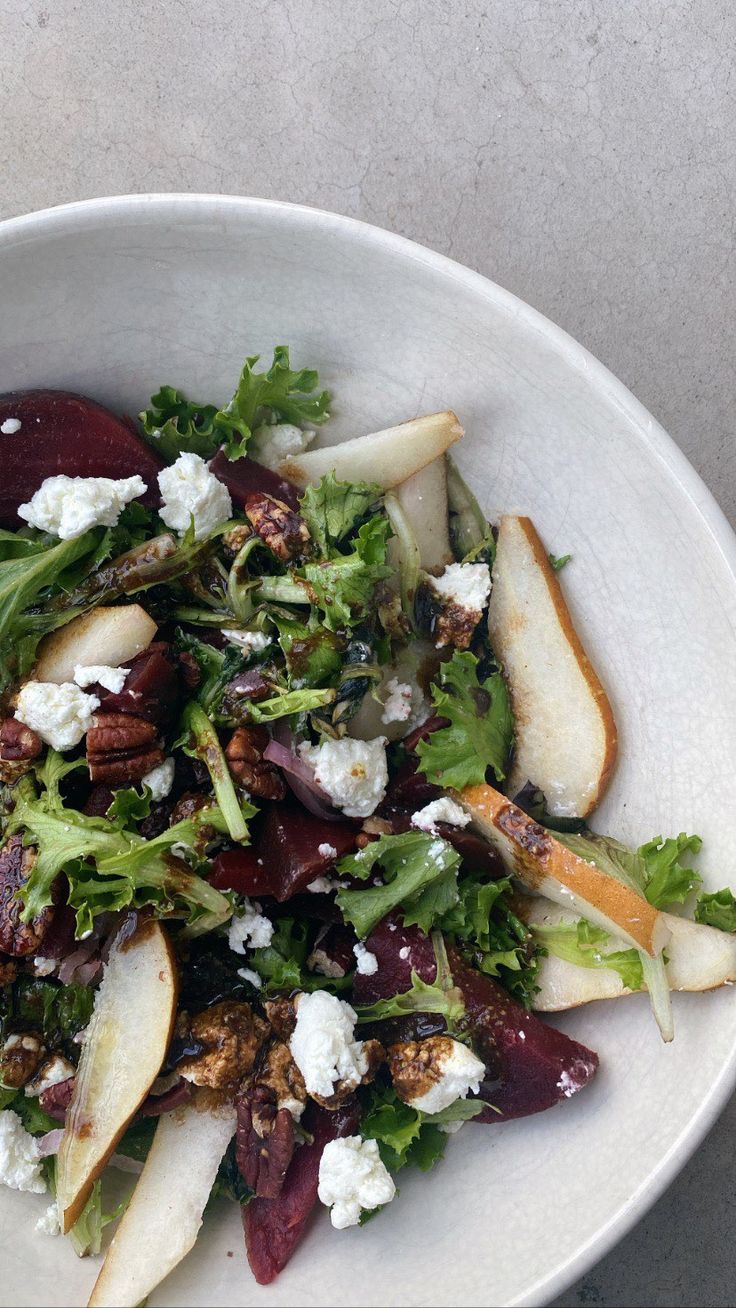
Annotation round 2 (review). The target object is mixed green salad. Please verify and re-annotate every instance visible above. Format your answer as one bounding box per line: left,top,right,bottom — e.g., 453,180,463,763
0,349,733,1305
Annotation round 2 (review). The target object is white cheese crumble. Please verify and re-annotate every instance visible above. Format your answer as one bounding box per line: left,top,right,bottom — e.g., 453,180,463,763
353,942,378,976
141,756,176,801
221,629,272,653
406,1038,485,1114
32,957,57,977
15,681,99,752
237,966,263,989
380,678,414,724
0,1110,46,1193
317,843,338,859
25,1054,75,1099
318,1136,396,1229
158,452,232,541
398,946,410,960
411,797,471,834
306,876,337,894
250,422,315,470
35,1202,61,1236
227,899,274,953
73,663,129,694
17,474,147,540
1,417,21,435
429,561,492,613
289,991,368,1099
299,736,388,818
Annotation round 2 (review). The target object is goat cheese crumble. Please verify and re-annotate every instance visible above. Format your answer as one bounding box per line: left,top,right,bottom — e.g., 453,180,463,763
158,452,232,541
1,417,21,434
299,736,388,818
73,663,128,694
318,1136,396,1229
15,681,99,752
407,1038,485,1114
236,967,263,990
25,1054,75,1098
221,629,272,652
141,757,176,801
317,843,338,859
227,900,274,953
411,797,471,834
35,1203,61,1236
429,561,491,612
353,942,379,976
289,991,368,1099
18,474,147,540
250,422,315,470
380,678,414,724
0,1110,46,1193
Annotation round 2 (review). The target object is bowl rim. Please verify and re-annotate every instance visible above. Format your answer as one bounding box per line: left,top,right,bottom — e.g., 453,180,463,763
1,191,735,1306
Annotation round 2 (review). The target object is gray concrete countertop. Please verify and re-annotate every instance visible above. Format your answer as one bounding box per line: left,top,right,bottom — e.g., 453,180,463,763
1,2,734,1304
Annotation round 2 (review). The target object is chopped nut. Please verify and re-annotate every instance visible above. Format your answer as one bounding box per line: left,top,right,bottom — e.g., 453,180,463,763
86,712,165,785
244,492,311,562
433,601,481,650
225,727,286,800
177,1001,269,1091
0,836,53,957
236,1084,295,1198
387,1034,462,1105
222,523,253,555
0,718,42,782
253,1038,307,1120
0,1032,44,1088
264,996,298,1042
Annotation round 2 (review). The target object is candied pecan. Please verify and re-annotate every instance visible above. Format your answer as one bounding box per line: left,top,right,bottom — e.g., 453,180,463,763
243,492,311,562
236,1084,295,1198
222,669,273,711
433,601,481,650
86,712,165,785
225,727,286,801
0,718,42,782
253,1038,307,1120
387,1034,461,1105
223,523,253,555
0,836,52,957
264,997,298,1042
0,1032,44,1088
178,1001,270,1091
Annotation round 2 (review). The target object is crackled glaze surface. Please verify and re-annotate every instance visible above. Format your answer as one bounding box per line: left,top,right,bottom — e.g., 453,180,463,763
0,196,734,1308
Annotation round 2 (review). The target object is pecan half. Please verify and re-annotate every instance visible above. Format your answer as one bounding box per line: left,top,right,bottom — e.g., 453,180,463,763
0,718,42,782
244,492,311,562
0,1032,44,1089
86,712,165,785
236,1084,295,1199
0,835,52,956
225,727,286,800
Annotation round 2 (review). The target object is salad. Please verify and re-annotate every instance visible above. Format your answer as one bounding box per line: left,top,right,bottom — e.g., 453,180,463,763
0,348,734,1306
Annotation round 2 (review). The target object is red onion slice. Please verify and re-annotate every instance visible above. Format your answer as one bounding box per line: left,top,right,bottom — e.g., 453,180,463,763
263,739,344,822
37,1128,65,1157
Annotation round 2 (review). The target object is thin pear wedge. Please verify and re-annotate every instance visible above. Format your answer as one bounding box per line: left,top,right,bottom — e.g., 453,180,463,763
278,411,463,490
34,604,156,684
88,1093,236,1308
488,515,617,818
394,457,453,573
457,782,669,957
56,920,177,1232
517,895,736,1010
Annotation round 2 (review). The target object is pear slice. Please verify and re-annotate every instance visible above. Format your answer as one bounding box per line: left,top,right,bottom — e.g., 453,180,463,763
488,515,617,818
278,411,463,490
57,920,177,1232
457,782,669,957
394,457,453,574
88,1093,236,1308
34,604,156,685
517,894,736,1010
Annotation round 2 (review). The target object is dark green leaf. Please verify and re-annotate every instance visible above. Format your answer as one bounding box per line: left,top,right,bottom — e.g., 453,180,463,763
416,650,514,788
299,474,382,556
695,887,736,933
336,831,461,939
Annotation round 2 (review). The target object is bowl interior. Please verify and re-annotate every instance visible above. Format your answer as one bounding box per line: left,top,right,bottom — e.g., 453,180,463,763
1,196,736,1308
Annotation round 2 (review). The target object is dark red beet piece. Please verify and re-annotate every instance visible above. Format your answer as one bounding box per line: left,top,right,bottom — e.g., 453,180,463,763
138,1079,192,1117
208,847,274,898
39,1076,75,1122
448,949,599,1121
243,1098,360,1285
0,390,162,525
96,643,181,726
353,918,599,1121
254,801,357,902
34,902,76,962
382,757,443,809
210,451,301,513
309,922,358,977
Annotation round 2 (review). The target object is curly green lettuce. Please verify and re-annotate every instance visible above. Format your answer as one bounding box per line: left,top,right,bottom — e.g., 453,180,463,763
416,650,513,788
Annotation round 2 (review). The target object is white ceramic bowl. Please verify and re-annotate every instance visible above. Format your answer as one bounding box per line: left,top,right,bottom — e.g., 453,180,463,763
1,195,735,1308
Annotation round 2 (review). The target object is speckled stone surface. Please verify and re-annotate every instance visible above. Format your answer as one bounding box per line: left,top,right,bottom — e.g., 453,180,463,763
1,3,734,1305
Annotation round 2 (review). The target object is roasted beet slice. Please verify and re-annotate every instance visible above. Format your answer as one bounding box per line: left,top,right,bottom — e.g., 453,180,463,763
353,918,598,1120
308,922,358,978
96,643,181,726
243,1098,360,1285
254,801,357,902
0,390,162,525
448,950,599,1120
208,847,274,898
382,757,443,809
210,450,301,512
39,1076,75,1122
